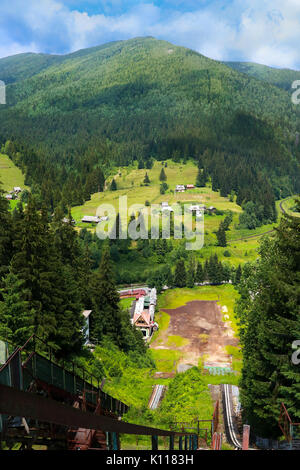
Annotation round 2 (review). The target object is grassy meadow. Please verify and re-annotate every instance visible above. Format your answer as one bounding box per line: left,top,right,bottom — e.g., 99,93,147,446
0,153,28,192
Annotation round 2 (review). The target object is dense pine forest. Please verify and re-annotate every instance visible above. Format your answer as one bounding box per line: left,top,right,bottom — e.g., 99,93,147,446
236,202,300,437
0,37,299,221
0,189,146,360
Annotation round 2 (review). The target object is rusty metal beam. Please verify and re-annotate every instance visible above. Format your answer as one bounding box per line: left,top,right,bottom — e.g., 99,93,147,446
0,384,188,437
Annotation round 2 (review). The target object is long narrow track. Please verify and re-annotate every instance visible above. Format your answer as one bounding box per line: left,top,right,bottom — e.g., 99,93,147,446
222,384,241,449
149,385,165,410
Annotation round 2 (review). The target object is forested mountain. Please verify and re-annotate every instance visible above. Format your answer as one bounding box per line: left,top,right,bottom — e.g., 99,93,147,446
0,37,299,213
225,61,300,91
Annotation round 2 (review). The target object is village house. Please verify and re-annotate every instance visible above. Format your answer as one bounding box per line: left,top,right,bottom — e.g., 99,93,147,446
13,187,22,194
186,184,195,189
129,288,158,340
205,206,216,214
188,204,204,220
82,215,101,224
175,184,185,193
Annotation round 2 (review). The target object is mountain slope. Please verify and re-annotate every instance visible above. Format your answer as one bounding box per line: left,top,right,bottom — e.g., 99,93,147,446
0,37,299,157
0,37,299,211
224,61,300,91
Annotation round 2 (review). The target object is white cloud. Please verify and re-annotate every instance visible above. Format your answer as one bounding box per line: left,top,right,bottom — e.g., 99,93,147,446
0,42,39,59
0,0,299,69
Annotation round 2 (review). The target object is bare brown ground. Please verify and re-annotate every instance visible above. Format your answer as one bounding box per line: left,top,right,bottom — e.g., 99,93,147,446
152,300,238,368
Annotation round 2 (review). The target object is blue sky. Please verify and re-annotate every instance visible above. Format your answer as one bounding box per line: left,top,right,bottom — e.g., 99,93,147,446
0,0,300,68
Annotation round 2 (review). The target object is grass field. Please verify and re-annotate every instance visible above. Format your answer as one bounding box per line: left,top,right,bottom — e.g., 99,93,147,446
119,297,135,310
0,153,28,192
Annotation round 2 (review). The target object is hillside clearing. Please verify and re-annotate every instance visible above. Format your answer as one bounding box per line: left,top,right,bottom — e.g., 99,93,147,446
0,153,27,192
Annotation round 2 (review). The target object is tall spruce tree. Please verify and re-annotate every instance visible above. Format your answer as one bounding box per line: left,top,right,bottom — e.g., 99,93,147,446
186,269,195,288
10,197,83,356
144,172,150,185
216,224,227,247
110,178,117,191
159,167,167,182
236,204,300,437
195,262,205,284
0,270,34,345
0,184,13,284
90,244,123,345
174,259,186,287
195,168,207,187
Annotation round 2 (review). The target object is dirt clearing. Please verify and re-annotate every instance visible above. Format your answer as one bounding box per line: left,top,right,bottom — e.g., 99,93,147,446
151,300,238,368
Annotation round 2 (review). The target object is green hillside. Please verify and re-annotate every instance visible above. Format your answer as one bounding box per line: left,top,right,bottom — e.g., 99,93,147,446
1,37,299,157
0,153,27,191
0,37,299,215
224,61,300,91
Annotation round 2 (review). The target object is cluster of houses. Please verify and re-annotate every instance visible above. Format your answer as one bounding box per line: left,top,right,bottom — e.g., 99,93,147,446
5,186,22,200
175,184,195,193
119,287,158,340
161,202,215,219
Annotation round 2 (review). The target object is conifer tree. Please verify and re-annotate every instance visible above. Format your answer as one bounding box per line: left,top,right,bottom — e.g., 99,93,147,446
186,269,195,288
236,204,300,437
0,185,13,283
234,264,242,285
10,197,84,356
0,270,34,345
144,172,150,185
90,245,123,345
159,167,167,182
174,259,186,287
195,262,205,284
195,168,208,187
110,178,117,191
216,224,227,247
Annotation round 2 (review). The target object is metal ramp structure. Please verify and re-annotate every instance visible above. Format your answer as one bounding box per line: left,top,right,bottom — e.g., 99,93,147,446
0,336,197,451
278,402,300,450
169,400,220,449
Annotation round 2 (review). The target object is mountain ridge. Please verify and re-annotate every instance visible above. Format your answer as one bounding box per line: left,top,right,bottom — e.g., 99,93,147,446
0,36,299,212
224,60,300,90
